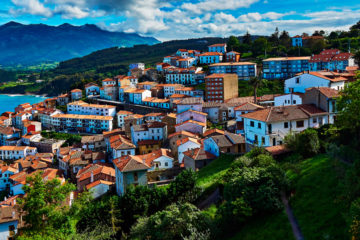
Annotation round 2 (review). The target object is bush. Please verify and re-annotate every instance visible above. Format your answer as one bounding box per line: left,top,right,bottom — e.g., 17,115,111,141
284,129,320,158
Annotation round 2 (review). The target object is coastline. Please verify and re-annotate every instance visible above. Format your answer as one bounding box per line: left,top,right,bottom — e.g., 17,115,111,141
0,93,48,97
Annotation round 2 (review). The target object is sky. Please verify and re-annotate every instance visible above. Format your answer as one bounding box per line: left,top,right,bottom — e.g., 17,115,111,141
1,0,360,41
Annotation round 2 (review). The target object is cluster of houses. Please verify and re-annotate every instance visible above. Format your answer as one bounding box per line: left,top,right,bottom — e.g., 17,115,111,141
0,40,358,239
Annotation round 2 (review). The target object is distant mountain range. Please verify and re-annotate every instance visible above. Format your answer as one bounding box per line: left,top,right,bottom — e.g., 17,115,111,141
0,21,160,67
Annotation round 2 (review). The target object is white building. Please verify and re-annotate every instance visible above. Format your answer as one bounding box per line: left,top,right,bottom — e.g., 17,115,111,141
70,89,82,101
241,104,330,148
176,137,201,163
0,146,37,160
85,83,100,96
67,101,116,117
163,84,184,98
274,93,304,106
117,111,133,129
130,122,167,146
284,72,346,93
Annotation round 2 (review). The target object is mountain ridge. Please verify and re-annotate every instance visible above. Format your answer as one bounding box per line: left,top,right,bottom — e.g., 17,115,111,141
0,21,160,67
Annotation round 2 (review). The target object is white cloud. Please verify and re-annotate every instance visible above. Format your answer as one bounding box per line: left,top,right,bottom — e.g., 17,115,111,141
181,0,259,14
10,0,52,17
54,5,89,19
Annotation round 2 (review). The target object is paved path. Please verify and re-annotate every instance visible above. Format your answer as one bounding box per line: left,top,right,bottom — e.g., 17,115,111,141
282,193,305,240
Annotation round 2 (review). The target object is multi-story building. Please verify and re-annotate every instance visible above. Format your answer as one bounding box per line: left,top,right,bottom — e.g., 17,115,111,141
38,108,62,129
161,84,184,98
198,52,223,64
309,49,355,72
67,101,116,117
165,68,198,85
0,126,20,146
262,57,311,80
117,111,133,129
208,43,227,53
174,87,204,98
51,114,113,133
0,146,37,160
205,74,238,103
100,84,118,101
209,62,256,80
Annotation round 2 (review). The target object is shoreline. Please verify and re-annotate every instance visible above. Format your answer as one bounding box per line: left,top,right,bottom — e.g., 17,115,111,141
0,93,48,97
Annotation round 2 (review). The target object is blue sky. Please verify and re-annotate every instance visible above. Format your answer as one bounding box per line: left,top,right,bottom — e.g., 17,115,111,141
1,0,360,41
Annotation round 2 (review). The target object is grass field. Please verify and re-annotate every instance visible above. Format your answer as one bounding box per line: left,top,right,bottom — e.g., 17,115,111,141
196,154,237,190
288,154,350,240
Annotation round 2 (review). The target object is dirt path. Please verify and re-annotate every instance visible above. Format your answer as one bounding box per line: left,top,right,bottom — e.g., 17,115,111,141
282,193,305,240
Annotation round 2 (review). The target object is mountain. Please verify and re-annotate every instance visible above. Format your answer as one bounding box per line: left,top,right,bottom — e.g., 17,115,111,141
0,21,159,67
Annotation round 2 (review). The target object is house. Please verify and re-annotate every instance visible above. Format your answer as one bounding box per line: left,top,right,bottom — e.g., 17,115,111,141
124,114,144,137
168,131,199,156
263,57,311,80
176,97,203,114
102,78,117,87
241,104,330,148
156,62,171,72
119,85,135,102
137,81,158,90
208,43,227,53
57,93,70,106
100,84,118,101
38,108,62,129
85,83,100,96
225,51,241,62
115,75,131,88
76,163,115,191
138,140,162,154
284,72,347,93
51,114,113,133
22,120,41,136
117,111,133,129
291,35,303,47
165,67,199,85
130,122,167,146
234,102,264,134
303,87,339,124
10,168,64,196
175,109,207,134
129,63,145,71
204,131,245,156
161,113,177,135
134,148,174,171
81,135,105,151
132,89,152,105
274,93,304,106
161,84,184,98
205,74,238,103
14,103,32,113
70,89,82,101
30,138,65,154
183,147,216,171
0,146,37,160
12,112,32,129
0,205,20,240
0,127,20,146
44,98,57,109
86,180,114,199
113,155,150,196
0,165,18,191
198,52,223,64
109,134,136,159
176,137,201,163
144,112,166,122
209,62,257,80
174,87,204,98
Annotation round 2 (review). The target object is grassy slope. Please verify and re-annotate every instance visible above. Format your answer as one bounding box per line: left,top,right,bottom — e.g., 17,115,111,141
288,154,350,240
196,154,237,190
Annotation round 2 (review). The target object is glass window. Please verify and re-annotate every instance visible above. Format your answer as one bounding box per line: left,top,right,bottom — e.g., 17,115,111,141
296,120,304,128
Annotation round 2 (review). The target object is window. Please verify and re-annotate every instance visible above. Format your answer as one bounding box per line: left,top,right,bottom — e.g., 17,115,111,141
295,77,300,84
134,172,138,181
313,117,317,123
165,162,168,167
261,137,265,145
284,122,289,128
258,123,261,129
250,121,254,127
254,135,258,144
296,120,304,128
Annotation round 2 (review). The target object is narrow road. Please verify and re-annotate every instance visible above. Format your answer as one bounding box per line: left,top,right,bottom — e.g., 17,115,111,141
282,193,305,240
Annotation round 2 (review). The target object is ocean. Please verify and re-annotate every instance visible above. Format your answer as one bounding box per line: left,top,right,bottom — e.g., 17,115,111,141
0,94,47,114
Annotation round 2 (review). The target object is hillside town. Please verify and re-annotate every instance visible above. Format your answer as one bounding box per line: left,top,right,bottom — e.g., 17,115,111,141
0,38,358,239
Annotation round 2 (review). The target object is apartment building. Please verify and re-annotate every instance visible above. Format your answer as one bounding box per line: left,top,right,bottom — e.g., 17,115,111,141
51,114,113,133
0,146,37,160
209,62,256,80
262,57,311,80
309,49,355,72
205,74,238,103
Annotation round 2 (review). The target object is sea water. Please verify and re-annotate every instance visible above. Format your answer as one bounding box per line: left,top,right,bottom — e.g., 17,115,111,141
0,94,47,114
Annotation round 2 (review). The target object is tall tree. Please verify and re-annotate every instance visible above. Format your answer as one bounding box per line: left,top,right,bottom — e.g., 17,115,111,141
242,31,252,45
227,35,240,51
249,73,264,104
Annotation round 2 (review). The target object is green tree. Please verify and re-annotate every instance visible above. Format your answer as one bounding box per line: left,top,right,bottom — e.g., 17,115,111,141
242,31,252,45
17,172,76,237
337,78,360,144
284,128,320,158
227,35,240,51
354,50,360,65
251,37,268,57
130,203,212,240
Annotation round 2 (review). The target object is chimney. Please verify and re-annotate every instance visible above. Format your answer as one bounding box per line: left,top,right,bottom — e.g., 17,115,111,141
12,211,15,218
90,171,94,183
